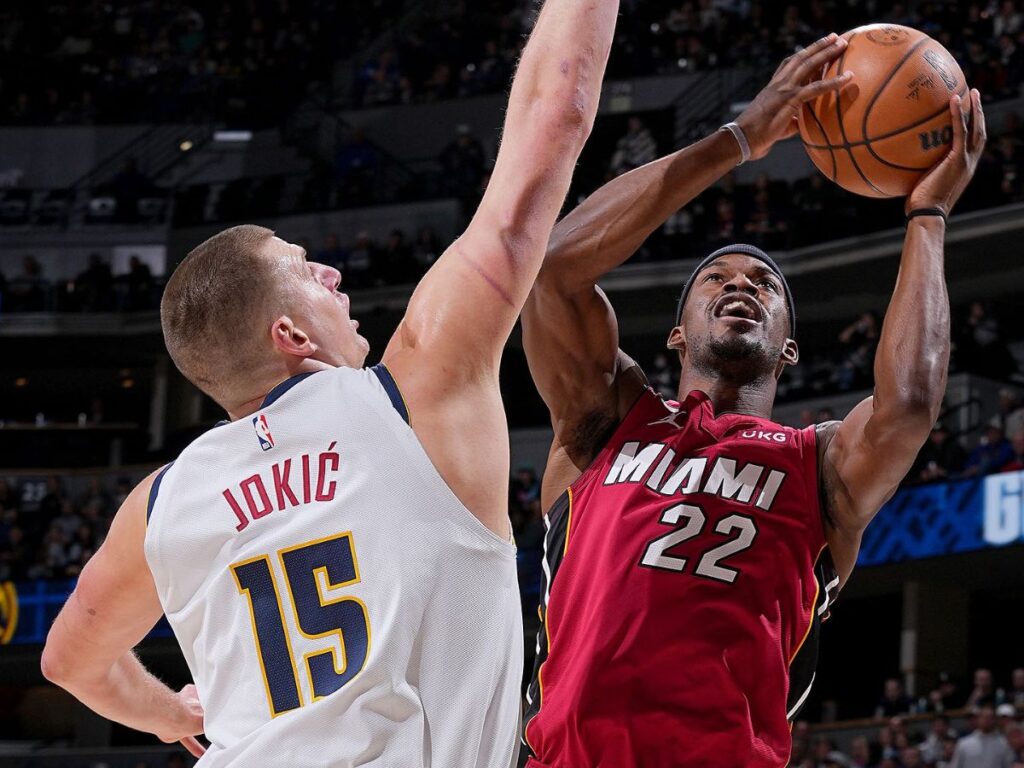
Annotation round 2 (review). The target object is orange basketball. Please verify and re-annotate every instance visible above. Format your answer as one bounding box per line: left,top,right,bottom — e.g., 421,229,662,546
798,24,970,198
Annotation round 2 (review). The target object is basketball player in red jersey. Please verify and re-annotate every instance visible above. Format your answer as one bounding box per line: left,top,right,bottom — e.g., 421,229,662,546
520,33,987,768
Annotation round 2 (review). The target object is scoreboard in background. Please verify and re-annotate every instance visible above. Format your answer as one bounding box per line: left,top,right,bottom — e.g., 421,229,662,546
859,469,1024,567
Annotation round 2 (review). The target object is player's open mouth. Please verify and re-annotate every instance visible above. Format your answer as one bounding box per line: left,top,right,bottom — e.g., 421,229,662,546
713,294,763,323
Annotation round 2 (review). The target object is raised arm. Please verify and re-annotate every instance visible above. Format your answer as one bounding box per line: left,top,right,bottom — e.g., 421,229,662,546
521,35,852,504
380,0,619,534
819,91,986,585
40,471,205,757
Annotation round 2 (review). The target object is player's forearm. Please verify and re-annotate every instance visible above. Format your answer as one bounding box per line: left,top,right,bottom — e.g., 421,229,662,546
872,217,950,430
509,0,618,145
44,649,185,738
543,130,738,289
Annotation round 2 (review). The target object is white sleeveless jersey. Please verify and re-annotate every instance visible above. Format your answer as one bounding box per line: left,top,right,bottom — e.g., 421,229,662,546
145,366,522,768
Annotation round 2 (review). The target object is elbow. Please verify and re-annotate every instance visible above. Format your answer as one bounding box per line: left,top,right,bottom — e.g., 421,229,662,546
528,87,593,153
40,643,71,687
879,384,944,436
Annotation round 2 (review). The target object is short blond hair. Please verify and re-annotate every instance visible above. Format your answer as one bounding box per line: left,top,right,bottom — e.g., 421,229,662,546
161,225,279,404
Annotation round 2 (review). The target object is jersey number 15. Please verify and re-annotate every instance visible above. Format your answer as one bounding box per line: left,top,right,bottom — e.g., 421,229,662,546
230,531,371,717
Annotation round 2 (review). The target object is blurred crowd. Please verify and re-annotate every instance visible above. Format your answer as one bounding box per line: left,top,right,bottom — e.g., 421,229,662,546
0,0,392,126
0,467,549,598
2,0,1023,124
790,668,1024,766
352,0,1024,108
0,475,129,581
0,253,157,313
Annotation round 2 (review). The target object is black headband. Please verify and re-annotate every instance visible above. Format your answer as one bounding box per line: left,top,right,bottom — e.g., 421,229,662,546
675,243,796,337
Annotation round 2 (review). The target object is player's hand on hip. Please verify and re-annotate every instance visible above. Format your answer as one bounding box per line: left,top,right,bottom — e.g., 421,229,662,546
156,684,206,758
906,89,986,217
734,33,851,161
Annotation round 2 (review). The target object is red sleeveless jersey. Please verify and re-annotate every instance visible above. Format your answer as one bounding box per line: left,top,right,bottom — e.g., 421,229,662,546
523,388,838,768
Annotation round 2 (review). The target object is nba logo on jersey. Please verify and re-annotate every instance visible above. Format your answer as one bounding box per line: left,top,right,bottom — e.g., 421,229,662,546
252,414,274,451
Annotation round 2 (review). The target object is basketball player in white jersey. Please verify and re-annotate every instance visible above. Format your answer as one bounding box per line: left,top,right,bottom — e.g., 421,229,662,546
39,1,619,764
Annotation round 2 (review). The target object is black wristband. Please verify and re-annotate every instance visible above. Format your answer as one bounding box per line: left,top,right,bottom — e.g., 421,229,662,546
906,207,948,225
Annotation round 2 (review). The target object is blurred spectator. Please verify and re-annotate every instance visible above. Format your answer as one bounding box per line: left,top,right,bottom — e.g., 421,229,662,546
1003,430,1024,472
849,735,872,768
379,229,414,285
358,48,404,106
609,117,658,177
836,312,879,392
743,176,789,250
922,716,954,764
950,704,1015,768
1006,721,1024,764
74,254,114,312
823,749,851,767
938,730,960,768
439,125,487,200
967,669,1000,709
335,128,380,204
995,133,1023,199
998,703,1019,727
411,226,442,276
51,500,82,540
963,422,1015,477
956,302,1017,380
876,678,914,719
997,389,1024,438
707,196,740,248
901,745,924,768
0,525,29,580
120,255,155,311
512,467,540,511
6,256,47,312
344,232,376,289
1011,668,1024,712
930,672,961,713
109,158,155,222
915,423,967,483
317,233,348,271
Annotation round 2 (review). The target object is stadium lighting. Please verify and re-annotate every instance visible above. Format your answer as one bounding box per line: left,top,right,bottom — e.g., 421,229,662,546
214,130,253,143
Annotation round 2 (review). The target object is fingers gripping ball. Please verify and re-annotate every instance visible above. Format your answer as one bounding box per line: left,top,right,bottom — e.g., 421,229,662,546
798,24,970,198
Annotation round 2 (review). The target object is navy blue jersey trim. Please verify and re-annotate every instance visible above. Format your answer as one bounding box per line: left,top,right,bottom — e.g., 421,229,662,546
371,364,410,425
147,462,175,522
260,372,316,409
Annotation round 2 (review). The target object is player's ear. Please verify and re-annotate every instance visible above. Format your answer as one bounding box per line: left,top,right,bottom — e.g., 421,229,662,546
666,325,686,358
270,315,318,358
776,338,799,378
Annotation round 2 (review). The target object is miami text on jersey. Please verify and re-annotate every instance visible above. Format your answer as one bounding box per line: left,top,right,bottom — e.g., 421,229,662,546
603,440,786,511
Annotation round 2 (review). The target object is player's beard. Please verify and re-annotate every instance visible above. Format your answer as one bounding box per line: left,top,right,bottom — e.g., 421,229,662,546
693,328,781,386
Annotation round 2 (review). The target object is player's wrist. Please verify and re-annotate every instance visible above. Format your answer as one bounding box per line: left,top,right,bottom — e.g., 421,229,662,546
905,207,948,229
719,122,751,166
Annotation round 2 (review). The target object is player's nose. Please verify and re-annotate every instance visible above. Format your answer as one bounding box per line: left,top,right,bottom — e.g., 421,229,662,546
312,262,342,291
723,272,757,295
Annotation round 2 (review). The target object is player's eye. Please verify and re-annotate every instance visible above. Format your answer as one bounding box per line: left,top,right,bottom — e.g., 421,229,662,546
703,273,723,282
759,279,778,291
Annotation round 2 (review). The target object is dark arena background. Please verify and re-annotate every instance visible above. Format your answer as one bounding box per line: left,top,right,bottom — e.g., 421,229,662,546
1,1,1024,766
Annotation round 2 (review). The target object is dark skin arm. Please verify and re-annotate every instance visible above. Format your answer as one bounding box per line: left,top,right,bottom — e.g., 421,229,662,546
523,33,852,510
818,90,987,586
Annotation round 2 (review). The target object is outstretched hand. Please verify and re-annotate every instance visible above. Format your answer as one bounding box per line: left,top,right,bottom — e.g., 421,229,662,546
735,33,852,161
906,89,986,216
156,684,206,758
